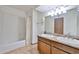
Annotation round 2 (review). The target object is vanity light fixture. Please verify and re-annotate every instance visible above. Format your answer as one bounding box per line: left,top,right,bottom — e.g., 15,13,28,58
60,6,67,13
47,6,67,16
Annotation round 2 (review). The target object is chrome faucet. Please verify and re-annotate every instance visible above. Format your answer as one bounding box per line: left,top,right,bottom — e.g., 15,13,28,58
64,33,72,38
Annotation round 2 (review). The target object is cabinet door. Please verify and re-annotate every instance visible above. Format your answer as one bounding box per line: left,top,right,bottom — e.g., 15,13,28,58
38,37,51,45
38,41,50,54
53,41,79,54
52,46,67,54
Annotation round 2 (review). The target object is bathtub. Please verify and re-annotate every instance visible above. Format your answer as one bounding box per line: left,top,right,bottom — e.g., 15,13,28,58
0,40,25,53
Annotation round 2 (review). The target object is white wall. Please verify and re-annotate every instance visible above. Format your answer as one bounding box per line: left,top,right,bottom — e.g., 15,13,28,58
45,16,54,34
26,16,32,45
0,6,26,45
2,14,18,44
0,6,26,18
18,17,26,41
64,9,77,35
37,11,44,34
32,9,38,44
77,12,79,35
0,10,4,44
32,10,45,44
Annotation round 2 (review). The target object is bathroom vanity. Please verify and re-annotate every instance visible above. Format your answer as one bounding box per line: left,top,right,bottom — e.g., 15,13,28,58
38,34,79,54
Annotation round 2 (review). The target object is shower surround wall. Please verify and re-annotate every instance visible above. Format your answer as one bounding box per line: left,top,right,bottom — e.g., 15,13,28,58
0,6,26,53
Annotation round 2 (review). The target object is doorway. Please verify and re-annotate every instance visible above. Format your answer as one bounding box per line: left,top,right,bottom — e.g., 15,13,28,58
54,17,64,34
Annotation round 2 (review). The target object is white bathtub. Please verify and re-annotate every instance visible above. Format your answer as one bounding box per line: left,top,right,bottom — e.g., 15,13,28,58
0,40,25,53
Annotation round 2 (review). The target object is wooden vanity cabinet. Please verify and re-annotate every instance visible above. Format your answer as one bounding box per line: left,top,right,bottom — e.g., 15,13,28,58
51,46,67,54
51,41,68,54
52,41,79,54
38,41,50,54
38,37,51,45
38,37,51,54
38,36,68,54
38,36,79,54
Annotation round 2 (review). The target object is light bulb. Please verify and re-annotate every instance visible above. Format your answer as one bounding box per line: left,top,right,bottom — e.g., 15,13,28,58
54,12,57,15
51,14,54,16
63,10,67,13
58,11,62,14
48,12,51,15
51,10,54,14
60,7,65,11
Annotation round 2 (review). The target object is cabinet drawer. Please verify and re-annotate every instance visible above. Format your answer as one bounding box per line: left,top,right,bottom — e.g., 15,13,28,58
38,37,51,45
51,46,67,54
38,41,50,54
53,41,79,54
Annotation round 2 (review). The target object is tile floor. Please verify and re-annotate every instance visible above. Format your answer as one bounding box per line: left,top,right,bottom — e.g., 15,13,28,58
5,44,39,54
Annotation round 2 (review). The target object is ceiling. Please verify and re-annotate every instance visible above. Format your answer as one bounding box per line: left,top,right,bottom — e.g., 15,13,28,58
36,5,77,13
6,5,78,13
36,5,60,13
7,5,39,12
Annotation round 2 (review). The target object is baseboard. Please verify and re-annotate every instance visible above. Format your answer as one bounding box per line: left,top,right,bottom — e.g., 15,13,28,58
0,40,25,54
31,43,37,45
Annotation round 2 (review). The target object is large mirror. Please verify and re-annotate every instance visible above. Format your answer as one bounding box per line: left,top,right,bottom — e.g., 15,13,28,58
44,6,79,37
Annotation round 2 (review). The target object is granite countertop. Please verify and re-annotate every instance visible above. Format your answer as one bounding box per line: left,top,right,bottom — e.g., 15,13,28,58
38,34,79,49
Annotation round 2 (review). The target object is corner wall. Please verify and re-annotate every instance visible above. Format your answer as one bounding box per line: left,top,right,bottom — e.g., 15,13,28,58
32,9,38,44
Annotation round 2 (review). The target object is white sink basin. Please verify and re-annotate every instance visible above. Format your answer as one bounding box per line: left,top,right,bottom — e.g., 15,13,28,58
40,34,56,38
39,34,79,48
56,37,64,40
57,37,79,45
